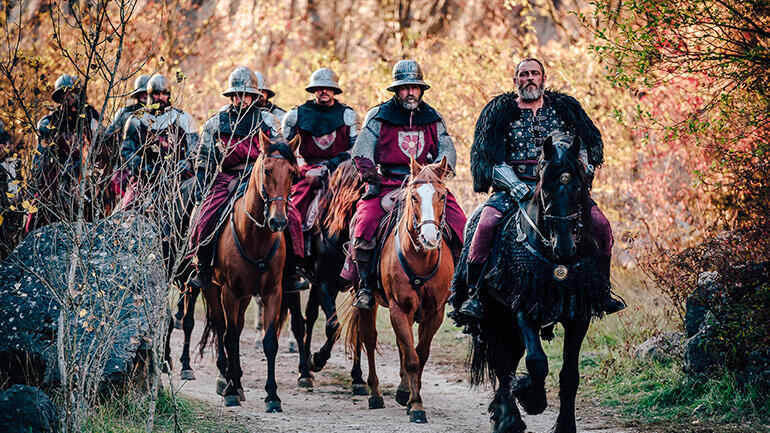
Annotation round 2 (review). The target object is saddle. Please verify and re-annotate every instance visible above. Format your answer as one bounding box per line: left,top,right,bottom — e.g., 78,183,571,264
450,205,611,327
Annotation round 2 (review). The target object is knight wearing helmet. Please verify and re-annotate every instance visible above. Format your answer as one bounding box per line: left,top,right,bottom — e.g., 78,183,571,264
119,73,198,191
187,66,306,293
282,67,359,240
106,74,150,206
27,73,100,232
348,60,467,309
253,70,287,120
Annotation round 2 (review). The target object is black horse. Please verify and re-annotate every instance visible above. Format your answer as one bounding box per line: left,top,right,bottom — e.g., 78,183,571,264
450,133,612,433
301,160,366,386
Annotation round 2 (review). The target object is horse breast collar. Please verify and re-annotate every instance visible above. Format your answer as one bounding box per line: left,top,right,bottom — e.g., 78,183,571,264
394,229,441,289
229,215,280,273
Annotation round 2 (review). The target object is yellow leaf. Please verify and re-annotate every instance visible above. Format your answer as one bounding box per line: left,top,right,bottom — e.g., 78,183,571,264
79,309,87,317
0,214,4,227
6,192,13,198
21,200,30,209
9,205,16,211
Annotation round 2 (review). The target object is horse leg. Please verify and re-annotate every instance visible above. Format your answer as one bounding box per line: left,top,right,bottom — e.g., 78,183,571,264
395,338,410,407
304,284,321,370
360,305,383,409
261,290,283,413
388,304,423,422
173,290,185,329
552,319,589,433
253,295,263,350
222,287,249,407
311,281,339,372
179,284,199,380
350,338,367,396
513,310,549,415
286,291,313,388
407,308,445,423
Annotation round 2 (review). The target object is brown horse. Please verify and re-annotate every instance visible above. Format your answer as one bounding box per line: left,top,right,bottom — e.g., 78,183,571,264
199,131,301,410
346,157,454,423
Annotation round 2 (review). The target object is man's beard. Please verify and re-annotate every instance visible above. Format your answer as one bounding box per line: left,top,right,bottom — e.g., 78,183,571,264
398,95,420,111
518,82,544,102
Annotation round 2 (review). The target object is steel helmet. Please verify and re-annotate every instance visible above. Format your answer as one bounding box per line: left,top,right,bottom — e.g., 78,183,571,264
146,74,170,94
132,75,151,97
254,70,276,99
223,66,261,97
386,59,429,92
51,74,81,103
305,68,342,94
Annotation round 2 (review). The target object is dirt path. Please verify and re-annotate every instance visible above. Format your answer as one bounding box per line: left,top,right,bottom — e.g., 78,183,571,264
165,308,635,433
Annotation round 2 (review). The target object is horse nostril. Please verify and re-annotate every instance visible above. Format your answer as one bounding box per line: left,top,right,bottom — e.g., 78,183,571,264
268,218,287,232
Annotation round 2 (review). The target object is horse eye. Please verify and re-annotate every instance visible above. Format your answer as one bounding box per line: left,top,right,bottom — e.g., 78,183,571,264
411,196,418,202
264,168,272,176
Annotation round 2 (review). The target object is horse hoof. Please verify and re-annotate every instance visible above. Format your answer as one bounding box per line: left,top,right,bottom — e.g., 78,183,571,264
223,395,240,407
352,383,368,396
409,409,427,423
216,375,227,396
173,318,183,330
513,374,547,415
368,396,384,409
298,377,313,389
395,389,410,406
180,369,195,380
309,353,326,372
265,400,283,413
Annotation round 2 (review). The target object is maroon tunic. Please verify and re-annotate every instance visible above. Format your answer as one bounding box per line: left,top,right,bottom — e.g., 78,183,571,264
291,125,351,221
353,121,465,243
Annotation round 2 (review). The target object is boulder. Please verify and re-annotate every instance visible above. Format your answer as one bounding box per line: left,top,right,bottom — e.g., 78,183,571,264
0,213,167,393
683,312,721,375
0,385,58,433
634,331,685,363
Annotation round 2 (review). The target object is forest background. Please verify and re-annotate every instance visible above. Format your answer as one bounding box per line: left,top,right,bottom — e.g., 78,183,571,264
0,0,768,431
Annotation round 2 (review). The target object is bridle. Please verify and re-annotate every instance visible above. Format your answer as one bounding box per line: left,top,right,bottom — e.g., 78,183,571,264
405,178,448,252
520,171,585,250
244,153,292,229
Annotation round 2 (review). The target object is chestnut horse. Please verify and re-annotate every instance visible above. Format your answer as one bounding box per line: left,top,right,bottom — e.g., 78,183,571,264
346,157,453,423
199,132,303,410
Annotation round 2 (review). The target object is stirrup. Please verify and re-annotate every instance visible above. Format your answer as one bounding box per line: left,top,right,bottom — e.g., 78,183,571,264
353,289,373,309
459,295,482,319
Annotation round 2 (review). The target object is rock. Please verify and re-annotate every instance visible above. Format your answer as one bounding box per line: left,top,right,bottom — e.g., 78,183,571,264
684,271,719,338
0,213,167,393
683,312,721,375
634,332,685,362
0,385,58,433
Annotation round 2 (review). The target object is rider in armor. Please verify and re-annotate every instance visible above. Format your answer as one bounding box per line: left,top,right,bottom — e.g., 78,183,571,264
282,67,358,242
457,58,625,319
106,74,150,203
27,74,100,232
120,74,198,188
349,59,467,309
254,70,287,121
187,66,306,292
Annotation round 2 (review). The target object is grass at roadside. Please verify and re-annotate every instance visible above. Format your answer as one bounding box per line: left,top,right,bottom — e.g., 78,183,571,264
85,387,248,433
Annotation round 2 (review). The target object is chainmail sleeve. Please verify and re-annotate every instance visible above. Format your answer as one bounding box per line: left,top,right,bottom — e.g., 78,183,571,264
350,106,381,173
434,117,457,173
120,117,143,176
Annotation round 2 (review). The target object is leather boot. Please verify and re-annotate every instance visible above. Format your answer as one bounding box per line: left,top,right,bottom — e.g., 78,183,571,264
188,244,213,291
459,261,486,319
283,251,310,292
352,244,375,309
598,255,626,314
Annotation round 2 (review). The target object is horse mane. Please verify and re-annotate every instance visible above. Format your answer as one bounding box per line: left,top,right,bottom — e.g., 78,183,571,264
264,142,298,166
322,159,364,237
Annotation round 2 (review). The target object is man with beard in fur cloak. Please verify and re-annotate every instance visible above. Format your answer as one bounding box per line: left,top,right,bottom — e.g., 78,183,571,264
454,58,625,320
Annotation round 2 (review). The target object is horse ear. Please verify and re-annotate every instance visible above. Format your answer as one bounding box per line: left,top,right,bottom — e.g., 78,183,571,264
433,156,450,179
287,134,301,154
568,135,581,158
409,156,421,176
543,135,555,160
258,130,270,151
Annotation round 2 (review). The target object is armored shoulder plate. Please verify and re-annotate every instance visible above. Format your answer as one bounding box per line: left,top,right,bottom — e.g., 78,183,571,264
343,107,358,126
37,114,55,140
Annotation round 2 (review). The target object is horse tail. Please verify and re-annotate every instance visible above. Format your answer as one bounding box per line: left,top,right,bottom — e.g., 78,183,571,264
341,291,362,357
469,335,494,387
198,298,215,358
323,160,364,237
